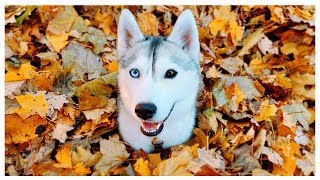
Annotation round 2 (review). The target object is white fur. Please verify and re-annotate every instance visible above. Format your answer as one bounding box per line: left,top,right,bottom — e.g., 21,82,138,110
117,9,200,153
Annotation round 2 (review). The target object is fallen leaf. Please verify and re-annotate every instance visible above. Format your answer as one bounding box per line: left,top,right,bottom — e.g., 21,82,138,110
232,144,261,174
51,123,74,143
5,113,46,144
219,56,243,74
296,150,315,175
133,158,151,176
5,62,37,82
239,28,264,56
69,16,88,38
54,144,72,168
261,147,283,166
47,6,78,35
153,149,193,176
72,146,102,167
12,92,48,119
254,100,278,122
80,27,108,54
93,134,130,175
281,102,311,131
5,80,24,98
258,35,279,55
61,42,107,81
137,12,159,36
46,31,69,53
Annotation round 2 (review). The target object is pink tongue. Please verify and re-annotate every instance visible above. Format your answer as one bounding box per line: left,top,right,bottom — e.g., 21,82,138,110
142,122,161,131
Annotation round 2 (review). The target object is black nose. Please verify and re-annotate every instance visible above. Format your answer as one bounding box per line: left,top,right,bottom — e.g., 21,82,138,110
135,103,157,120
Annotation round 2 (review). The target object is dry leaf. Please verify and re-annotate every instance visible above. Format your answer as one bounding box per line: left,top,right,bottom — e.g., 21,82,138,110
51,123,74,143
12,93,48,119
133,158,151,176
5,114,46,144
93,135,130,175
5,63,37,82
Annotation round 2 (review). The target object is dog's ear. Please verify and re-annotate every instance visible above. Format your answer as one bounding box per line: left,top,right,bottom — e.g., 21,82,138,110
167,10,200,62
117,9,144,58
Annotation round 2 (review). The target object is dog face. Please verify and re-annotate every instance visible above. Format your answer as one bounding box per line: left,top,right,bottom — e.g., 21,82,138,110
117,9,200,136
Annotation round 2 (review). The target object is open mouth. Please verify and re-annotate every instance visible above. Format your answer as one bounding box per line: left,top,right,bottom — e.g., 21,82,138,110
140,121,164,136
139,103,175,136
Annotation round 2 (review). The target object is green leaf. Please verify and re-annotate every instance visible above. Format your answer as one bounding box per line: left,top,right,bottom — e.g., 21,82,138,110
15,6,36,26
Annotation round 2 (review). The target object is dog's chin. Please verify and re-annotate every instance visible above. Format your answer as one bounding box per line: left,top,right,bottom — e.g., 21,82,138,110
140,120,164,136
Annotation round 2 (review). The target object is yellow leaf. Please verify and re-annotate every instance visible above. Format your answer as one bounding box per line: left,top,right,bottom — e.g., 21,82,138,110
153,150,194,176
54,145,72,169
133,158,151,176
229,20,243,43
254,100,278,122
13,93,48,119
239,28,264,56
46,31,69,53
208,17,225,36
273,154,296,176
32,73,53,91
5,63,37,82
249,58,268,74
72,146,102,167
137,12,159,36
208,6,243,44
147,153,162,171
93,134,130,175
107,60,119,73
5,114,46,144
74,162,91,176
193,128,208,148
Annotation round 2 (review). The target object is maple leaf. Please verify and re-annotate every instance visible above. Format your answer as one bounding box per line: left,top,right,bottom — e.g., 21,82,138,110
257,35,279,55
137,12,159,36
296,150,315,175
133,158,151,176
5,63,37,82
72,146,102,167
219,56,244,74
47,6,78,35
187,148,225,174
93,134,130,175
208,6,243,44
46,31,70,53
54,144,72,168
153,149,194,176
281,102,311,131
69,16,88,38
5,80,24,98
231,144,261,175
12,92,48,119
61,42,107,81
261,147,283,166
51,123,74,143
79,27,108,54
82,98,116,124
5,114,46,144
238,28,264,56
254,100,278,122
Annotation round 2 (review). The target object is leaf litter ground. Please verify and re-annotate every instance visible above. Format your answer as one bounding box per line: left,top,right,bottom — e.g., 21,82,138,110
4,5,315,176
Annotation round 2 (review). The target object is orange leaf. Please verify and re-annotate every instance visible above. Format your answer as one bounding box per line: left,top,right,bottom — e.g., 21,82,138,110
5,113,46,144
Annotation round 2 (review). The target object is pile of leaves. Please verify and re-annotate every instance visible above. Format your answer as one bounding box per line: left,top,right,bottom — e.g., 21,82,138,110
5,5,315,176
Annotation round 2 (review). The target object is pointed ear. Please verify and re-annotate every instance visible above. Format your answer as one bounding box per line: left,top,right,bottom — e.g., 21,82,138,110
167,10,200,61
117,9,144,58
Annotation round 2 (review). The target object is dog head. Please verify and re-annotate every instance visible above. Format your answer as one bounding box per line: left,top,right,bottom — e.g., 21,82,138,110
117,9,200,136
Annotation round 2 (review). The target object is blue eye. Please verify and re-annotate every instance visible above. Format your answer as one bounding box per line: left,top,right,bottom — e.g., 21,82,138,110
165,69,177,79
130,69,140,78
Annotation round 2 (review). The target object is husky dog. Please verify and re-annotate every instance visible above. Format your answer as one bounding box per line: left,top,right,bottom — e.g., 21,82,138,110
117,9,200,153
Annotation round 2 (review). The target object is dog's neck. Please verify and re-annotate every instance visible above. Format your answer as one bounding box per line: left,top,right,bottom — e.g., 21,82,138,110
117,96,196,153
